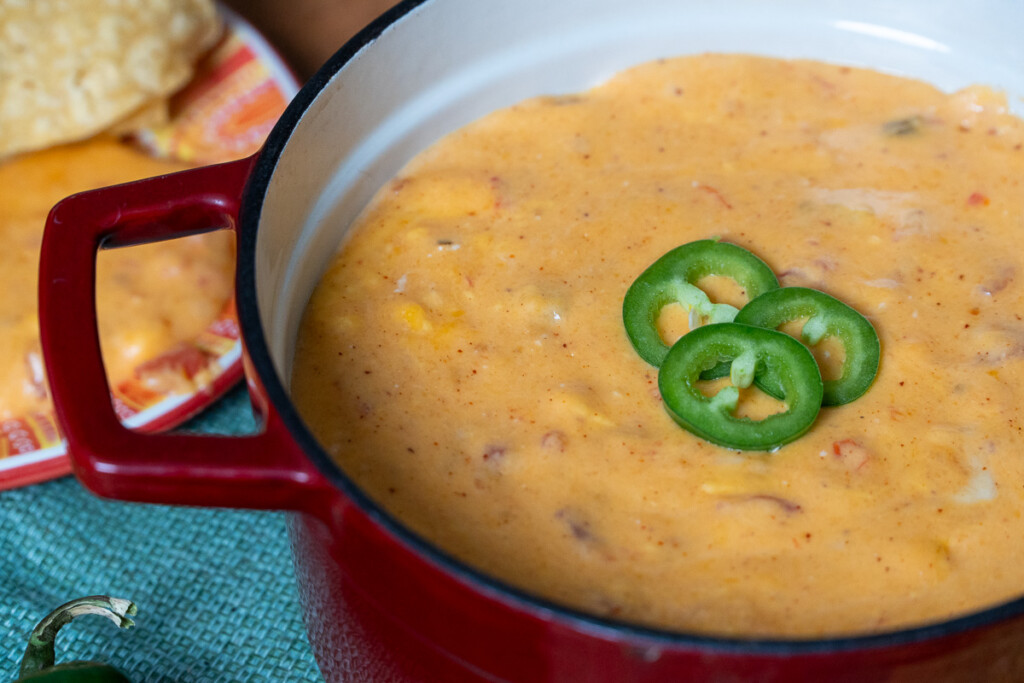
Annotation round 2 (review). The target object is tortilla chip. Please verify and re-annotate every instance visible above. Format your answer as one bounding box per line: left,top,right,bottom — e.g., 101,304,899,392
0,0,221,160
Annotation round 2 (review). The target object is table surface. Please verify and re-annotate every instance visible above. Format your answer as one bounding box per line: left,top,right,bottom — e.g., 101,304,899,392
1,388,322,682
1,2,399,680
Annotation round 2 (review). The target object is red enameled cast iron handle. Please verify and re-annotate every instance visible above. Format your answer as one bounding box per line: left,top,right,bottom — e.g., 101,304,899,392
38,156,329,512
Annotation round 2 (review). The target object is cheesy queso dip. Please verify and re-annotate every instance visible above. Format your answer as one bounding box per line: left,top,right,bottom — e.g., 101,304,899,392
292,55,1024,637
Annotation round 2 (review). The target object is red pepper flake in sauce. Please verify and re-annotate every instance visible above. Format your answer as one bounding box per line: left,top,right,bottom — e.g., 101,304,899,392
967,192,990,206
833,439,870,470
694,183,734,209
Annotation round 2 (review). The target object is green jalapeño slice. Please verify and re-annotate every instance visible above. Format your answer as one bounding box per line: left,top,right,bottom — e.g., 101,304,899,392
623,240,779,367
659,323,823,451
734,287,880,406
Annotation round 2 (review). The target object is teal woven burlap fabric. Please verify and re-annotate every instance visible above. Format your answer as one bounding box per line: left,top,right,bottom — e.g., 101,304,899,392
0,386,322,682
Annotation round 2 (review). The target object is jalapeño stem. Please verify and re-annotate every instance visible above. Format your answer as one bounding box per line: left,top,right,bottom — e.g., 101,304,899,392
19,596,137,678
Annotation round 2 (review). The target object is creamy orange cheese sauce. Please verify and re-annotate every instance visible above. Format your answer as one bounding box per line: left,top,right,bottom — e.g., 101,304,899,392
0,137,234,420
292,55,1024,637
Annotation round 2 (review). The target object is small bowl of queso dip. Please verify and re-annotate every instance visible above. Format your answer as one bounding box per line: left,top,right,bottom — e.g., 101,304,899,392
40,0,1024,679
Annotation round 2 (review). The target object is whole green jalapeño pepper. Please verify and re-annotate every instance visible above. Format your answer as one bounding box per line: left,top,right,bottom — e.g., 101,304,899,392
659,323,823,451
17,596,136,682
734,287,880,406
623,240,779,367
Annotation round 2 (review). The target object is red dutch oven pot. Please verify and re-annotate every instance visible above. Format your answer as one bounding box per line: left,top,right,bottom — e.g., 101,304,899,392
37,0,1024,680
